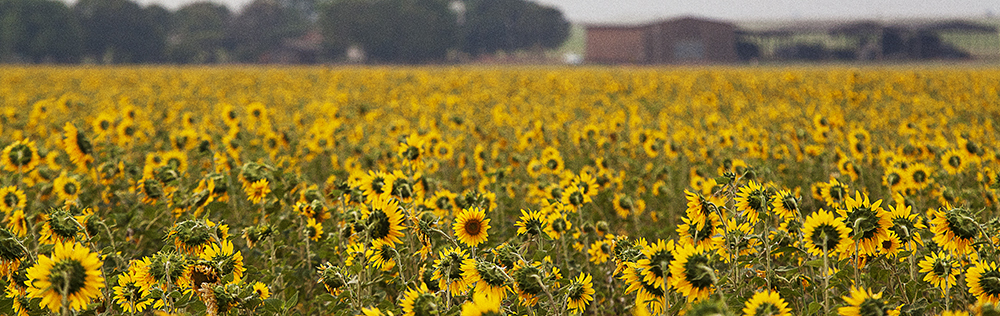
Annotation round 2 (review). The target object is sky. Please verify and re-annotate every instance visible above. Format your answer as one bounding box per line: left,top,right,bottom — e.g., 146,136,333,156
129,0,1000,23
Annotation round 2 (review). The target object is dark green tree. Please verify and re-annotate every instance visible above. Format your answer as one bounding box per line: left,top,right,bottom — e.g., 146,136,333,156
0,0,82,62
74,0,167,63
224,0,306,62
168,2,231,63
320,0,456,63
460,0,569,56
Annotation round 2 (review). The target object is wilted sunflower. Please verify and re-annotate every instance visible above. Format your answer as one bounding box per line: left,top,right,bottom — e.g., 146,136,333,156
837,286,895,316
670,244,716,302
364,196,405,245
0,228,27,276
1,139,41,172
735,180,769,224
918,251,960,292
515,209,546,238
245,179,271,204
25,241,105,313
461,258,509,300
566,272,595,313
967,261,1000,304
454,207,491,248
837,191,890,256
0,186,26,214
930,205,981,255
113,271,153,313
743,290,792,316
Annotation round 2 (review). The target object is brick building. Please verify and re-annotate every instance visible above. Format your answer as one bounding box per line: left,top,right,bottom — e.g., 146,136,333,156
585,17,738,64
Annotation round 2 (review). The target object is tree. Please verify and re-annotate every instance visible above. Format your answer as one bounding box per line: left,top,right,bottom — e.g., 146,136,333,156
0,0,82,62
74,0,167,63
225,0,306,62
169,2,231,63
319,0,456,63
461,0,569,56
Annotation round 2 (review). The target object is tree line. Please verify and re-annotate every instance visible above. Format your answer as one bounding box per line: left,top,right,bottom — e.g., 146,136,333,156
0,0,569,64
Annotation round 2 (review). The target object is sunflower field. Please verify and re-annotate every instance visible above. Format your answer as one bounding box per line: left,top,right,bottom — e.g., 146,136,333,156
1,66,999,316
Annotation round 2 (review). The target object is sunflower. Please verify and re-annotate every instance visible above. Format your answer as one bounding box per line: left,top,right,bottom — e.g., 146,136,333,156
2,139,41,172
161,150,189,174
433,247,469,294
0,186,26,214
305,218,323,242
635,239,676,290
366,239,397,272
398,283,439,316
359,170,395,204
941,149,966,175
883,167,906,192
561,185,589,210
398,133,426,170
588,237,613,264
365,196,405,245
252,281,270,299
245,179,271,204
544,207,572,240
771,189,799,220
622,262,667,315
904,163,934,191
511,262,547,306
38,208,85,245
685,190,715,230
91,112,115,140
515,209,546,238
429,190,458,218
743,290,792,316
461,292,502,316
837,191,890,256
61,122,94,169
837,286,895,316
25,241,105,313
461,258,508,300
572,171,599,198
821,179,849,209
676,212,723,251
198,240,246,282
113,271,153,313
670,244,716,302
7,209,28,238
52,171,81,204
930,205,981,255
967,261,1000,304
454,207,491,248
566,272,595,313
878,231,902,258
735,180,769,224
887,202,926,249
612,193,644,218
918,251,961,292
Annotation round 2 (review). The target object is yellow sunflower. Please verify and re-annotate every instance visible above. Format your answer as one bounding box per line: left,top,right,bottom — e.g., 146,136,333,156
837,286,896,316
432,247,469,294
904,163,934,191
253,281,270,299
735,180,769,224
837,191,890,256
454,207,491,248
305,218,323,242
918,251,961,292
967,261,1000,304
515,209,546,238
113,271,153,313
636,239,676,290
61,122,94,169
461,258,508,300
364,196,405,245
7,209,28,238
670,244,716,302
199,240,246,282
566,272,595,313
743,290,792,316
2,139,41,172
366,239,397,272
461,292,502,316
887,202,926,249
941,149,966,175
0,186,26,214
359,170,395,204
25,241,105,313
400,283,438,316
771,189,799,220
52,171,81,204
821,178,849,209
930,205,981,255
245,179,271,204
544,207,572,240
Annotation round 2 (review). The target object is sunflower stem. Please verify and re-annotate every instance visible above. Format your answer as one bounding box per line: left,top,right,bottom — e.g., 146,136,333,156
822,234,830,315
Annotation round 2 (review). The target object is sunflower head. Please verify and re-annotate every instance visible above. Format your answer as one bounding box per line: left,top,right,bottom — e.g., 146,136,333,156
454,207,490,248
400,283,438,316
515,209,546,238
25,241,105,312
316,262,347,295
2,139,41,172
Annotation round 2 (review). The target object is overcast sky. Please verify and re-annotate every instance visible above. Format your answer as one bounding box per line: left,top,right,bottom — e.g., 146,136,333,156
129,0,1000,23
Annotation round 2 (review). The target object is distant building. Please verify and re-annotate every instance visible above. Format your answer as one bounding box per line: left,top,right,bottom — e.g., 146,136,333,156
585,17,738,64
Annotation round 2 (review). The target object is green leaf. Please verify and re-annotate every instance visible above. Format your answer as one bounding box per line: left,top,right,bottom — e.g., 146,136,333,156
808,302,822,315
283,291,299,311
